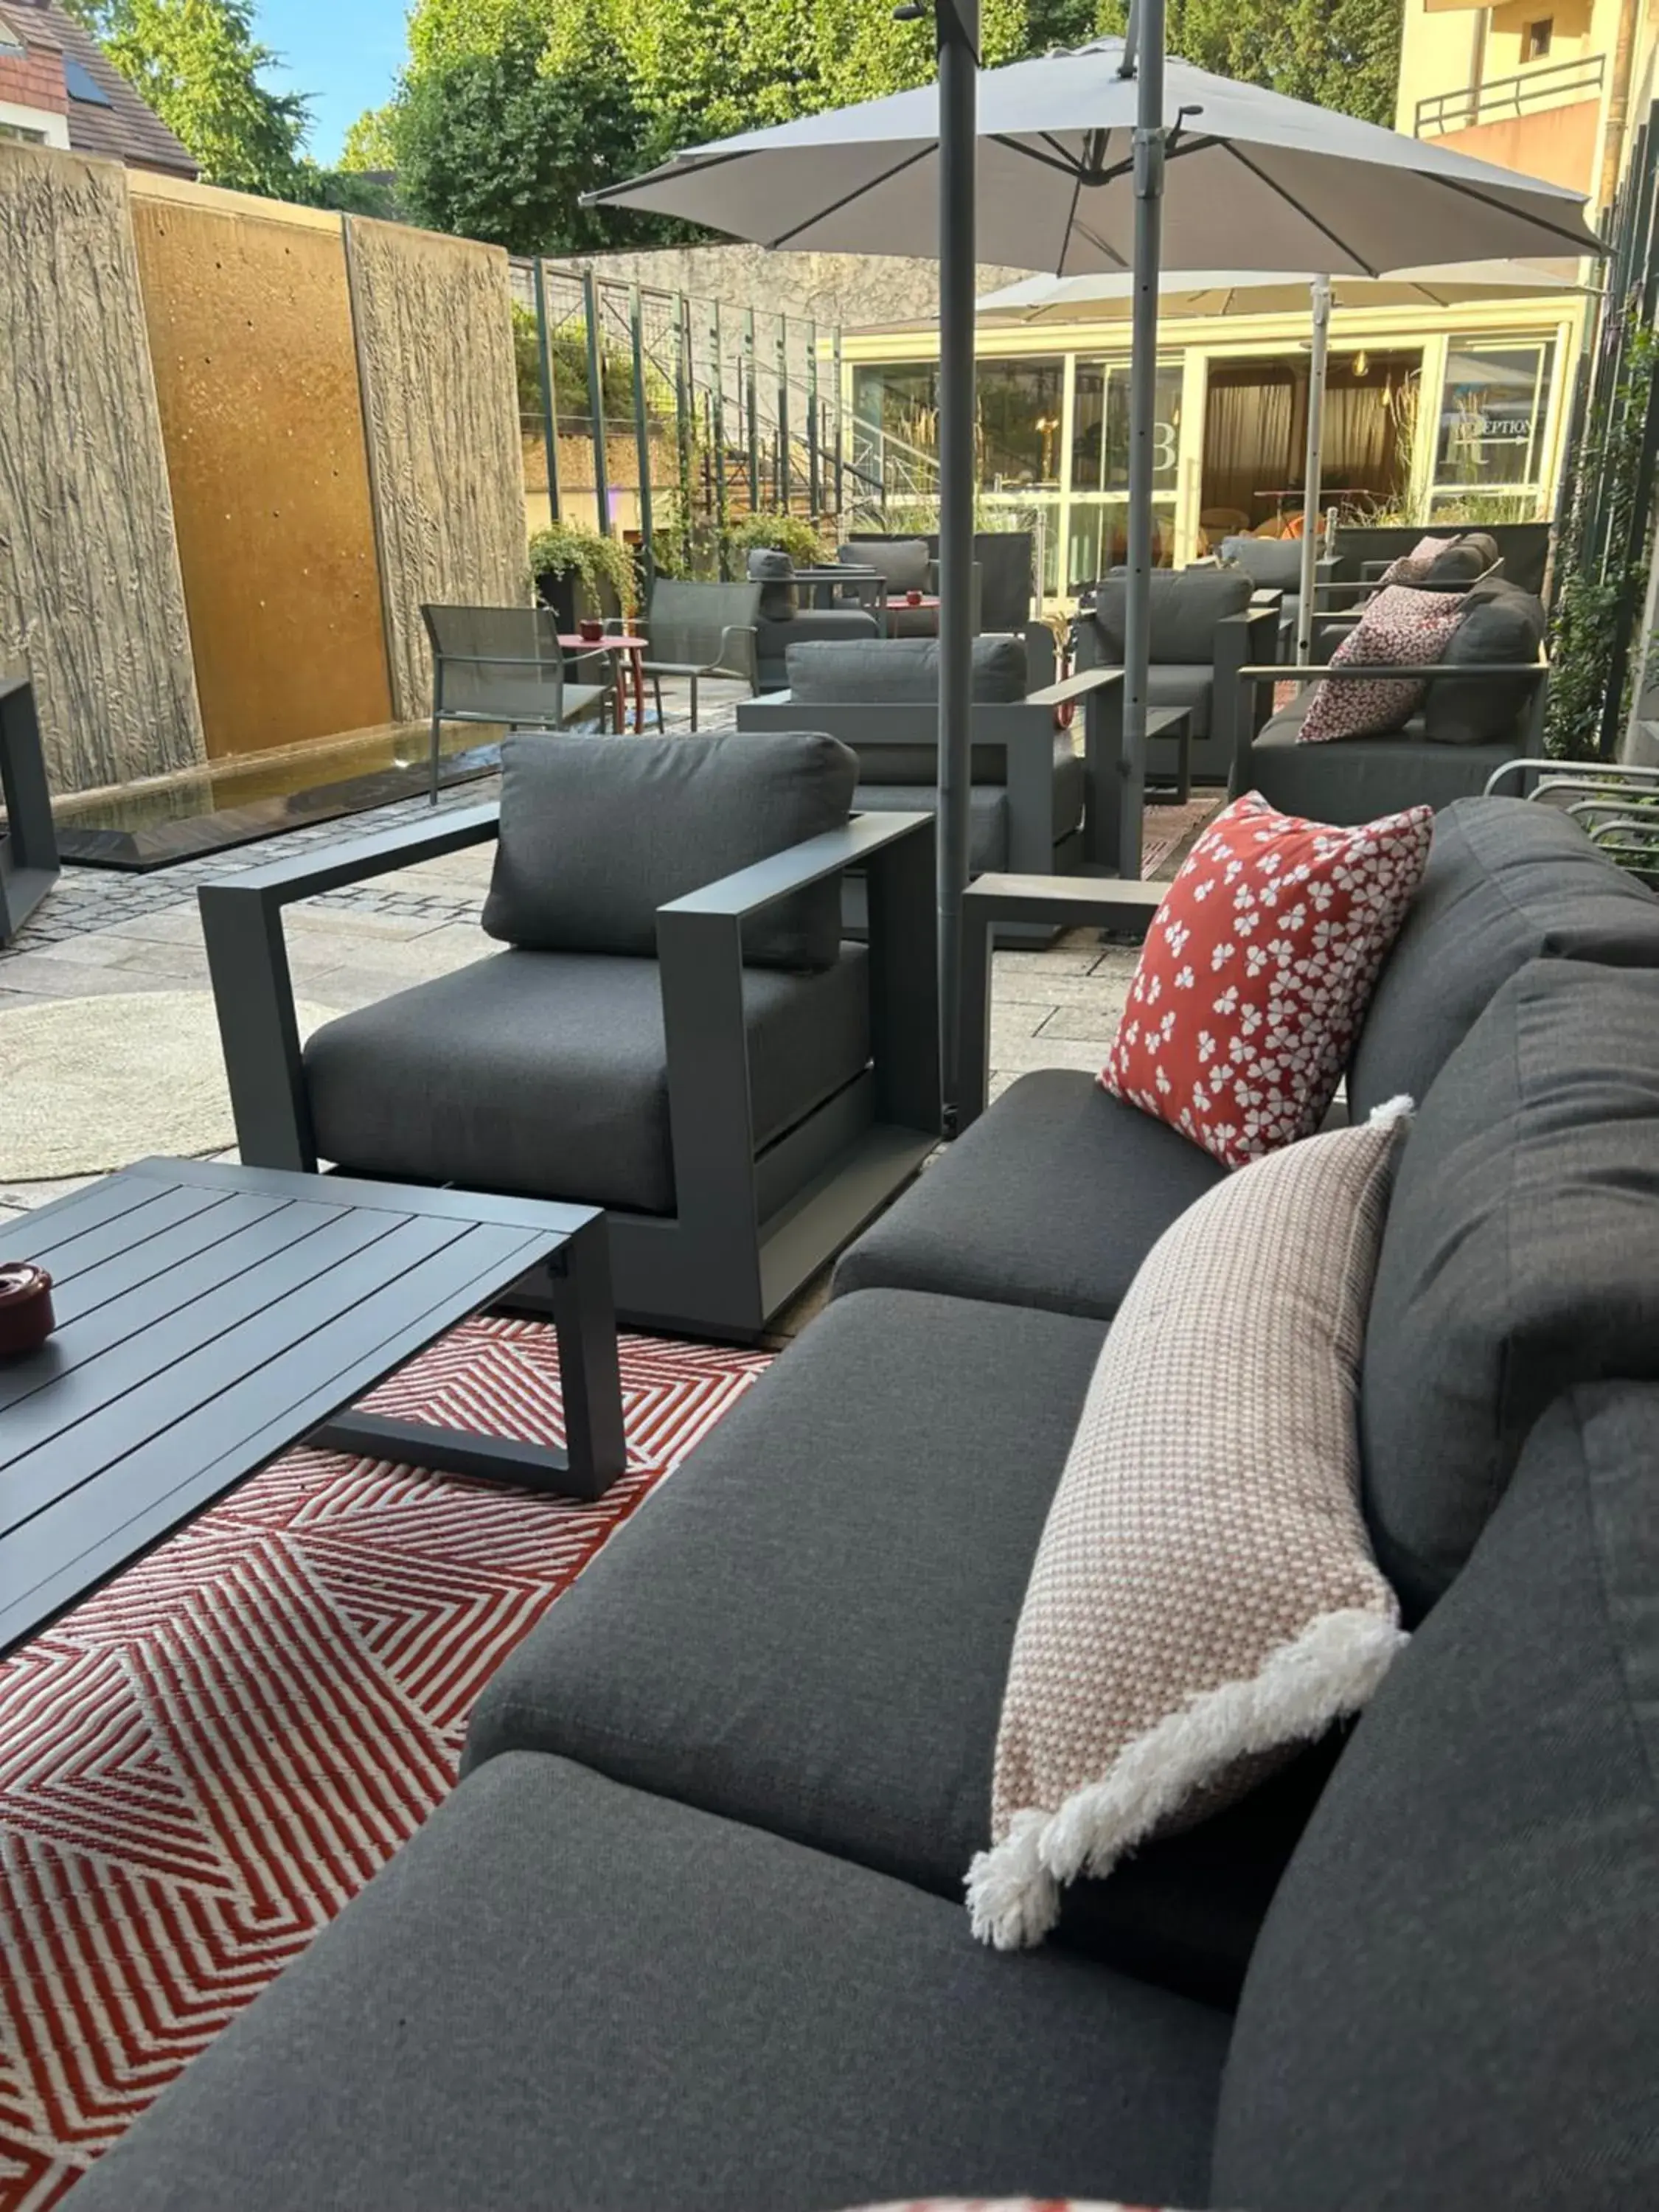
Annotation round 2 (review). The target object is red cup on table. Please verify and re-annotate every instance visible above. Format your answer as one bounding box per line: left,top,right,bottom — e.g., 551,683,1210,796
905,588,923,605
0,1262,54,1357
577,617,605,642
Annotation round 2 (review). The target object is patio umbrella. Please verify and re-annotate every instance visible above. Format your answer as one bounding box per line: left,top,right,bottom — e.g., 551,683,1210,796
975,259,1587,658
585,9,1600,1116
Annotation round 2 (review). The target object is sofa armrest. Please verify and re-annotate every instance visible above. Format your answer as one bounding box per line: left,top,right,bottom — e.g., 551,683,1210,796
959,871,1165,1131
656,811,932,924
198,803,503,1174
1026,664,1124,709
657,811,940,1228
1238,661,1548,683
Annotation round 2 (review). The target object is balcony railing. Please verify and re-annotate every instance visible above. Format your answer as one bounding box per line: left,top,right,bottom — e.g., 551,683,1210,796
1415,51,1605,139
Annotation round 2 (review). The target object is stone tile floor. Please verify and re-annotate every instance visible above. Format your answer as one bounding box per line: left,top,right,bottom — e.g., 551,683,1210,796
1,679,1197,1242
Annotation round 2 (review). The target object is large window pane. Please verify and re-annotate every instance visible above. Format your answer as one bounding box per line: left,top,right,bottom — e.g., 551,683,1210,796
1066,500,1178,588
976,358,1064,490
1072,358,1182,493
1434,338,1555,490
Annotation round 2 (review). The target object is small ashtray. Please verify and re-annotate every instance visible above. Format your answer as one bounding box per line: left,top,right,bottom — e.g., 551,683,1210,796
0,1262,55,1357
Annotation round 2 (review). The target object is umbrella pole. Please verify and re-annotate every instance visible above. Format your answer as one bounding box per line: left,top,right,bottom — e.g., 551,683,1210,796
1118,0,1164,879
1296,276,1332,667
936,0,978,1127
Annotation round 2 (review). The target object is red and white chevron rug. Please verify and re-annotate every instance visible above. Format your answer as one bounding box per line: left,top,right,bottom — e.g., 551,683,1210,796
0,1318,770,2209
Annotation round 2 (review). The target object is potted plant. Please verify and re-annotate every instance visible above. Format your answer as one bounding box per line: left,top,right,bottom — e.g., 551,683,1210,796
723,512,830,573
528,521,639,632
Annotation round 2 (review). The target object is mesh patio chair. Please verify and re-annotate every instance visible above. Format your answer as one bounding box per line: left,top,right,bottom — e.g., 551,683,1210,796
422,605,611,803
620,581,761,731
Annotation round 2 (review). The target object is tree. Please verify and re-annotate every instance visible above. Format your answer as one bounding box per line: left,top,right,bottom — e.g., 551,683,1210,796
1094,0,1402,128
68,0,310,196
392,13,673,255
338,102,400,173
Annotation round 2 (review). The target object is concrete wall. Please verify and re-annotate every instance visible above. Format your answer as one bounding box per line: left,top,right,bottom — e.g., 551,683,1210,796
0,142,206,793
546,243,1029,333
347,218,526,720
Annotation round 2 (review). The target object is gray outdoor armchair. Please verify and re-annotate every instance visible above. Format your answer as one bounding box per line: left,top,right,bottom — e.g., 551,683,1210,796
736,633,1128,942
621,580,761,729
1074,569,1281,787
198,731,939,1343
422,605,611,804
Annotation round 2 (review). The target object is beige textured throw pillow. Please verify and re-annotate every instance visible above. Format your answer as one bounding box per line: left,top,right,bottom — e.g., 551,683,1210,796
967,1102,1413,1951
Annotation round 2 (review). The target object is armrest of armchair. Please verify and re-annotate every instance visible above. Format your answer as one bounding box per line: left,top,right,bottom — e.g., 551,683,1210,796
1214,602,1285,763
198,804,502,1174
656,811,941,1232
959,871,1165,1130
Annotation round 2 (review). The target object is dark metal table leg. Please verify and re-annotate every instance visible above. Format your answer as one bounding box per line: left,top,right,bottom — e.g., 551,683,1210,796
312,1220,628,1502
546,1214,627,1495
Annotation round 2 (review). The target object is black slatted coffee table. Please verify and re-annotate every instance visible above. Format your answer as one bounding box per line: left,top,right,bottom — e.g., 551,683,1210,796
0,1158,627,1655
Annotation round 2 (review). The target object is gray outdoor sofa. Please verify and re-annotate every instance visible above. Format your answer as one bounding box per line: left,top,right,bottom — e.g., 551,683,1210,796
74,793,1659,2212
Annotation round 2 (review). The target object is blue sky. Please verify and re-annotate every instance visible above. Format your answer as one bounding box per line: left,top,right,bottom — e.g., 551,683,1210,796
258,0,407,165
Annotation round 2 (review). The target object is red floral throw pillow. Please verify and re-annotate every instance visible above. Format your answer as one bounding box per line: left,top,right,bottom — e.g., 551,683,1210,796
1101,793,1433,1167
1298,583,1465,744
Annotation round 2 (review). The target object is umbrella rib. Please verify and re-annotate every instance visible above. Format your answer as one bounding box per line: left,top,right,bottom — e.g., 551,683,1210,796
1220,142,1381,276
1069,214,1130,271
1057,159,1085,278
760,144,936,248
991,133,1091,184
585,148,750,204
1426,172,1601,256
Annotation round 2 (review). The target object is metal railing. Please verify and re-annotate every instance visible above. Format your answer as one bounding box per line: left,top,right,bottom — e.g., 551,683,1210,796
1416,52,1605,139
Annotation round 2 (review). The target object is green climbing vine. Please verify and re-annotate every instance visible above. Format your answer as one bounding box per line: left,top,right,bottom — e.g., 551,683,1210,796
1545,313,1658,760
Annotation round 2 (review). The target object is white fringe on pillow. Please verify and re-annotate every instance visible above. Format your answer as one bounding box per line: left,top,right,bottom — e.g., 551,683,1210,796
966,1607,1409,1951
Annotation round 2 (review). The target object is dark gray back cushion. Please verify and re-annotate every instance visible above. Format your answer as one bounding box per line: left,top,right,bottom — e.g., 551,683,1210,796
1093,569,1253,665
786,634,1028,705
841,538,930,594
746,547,796,620
1218,535,1304,589
1349,796,1659,1120
1422,577,1545,745
1425,532,1493,585
1214,1377,1659,2212
481,731,857,971
1361,959,1659,1618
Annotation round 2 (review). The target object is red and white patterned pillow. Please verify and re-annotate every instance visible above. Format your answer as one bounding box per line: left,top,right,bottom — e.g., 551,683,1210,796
1100,792,1433,1168
1298,583,1466,744
1378,532,1455,585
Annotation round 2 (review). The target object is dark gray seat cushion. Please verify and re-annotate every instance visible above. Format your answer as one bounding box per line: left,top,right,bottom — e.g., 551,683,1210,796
832,1068,1225,1321
466,1285,1334,2008
1092,568,1252,662
1245,703,1516,825
1349,796,1659,1121
852,780,1012,870
69,1754,1229,2212
481,731,856,973
1214,1380,1659,2212
1362,959,1659,1619
306,944,870,1216
787,633,1027,704
1422,577,1545,746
